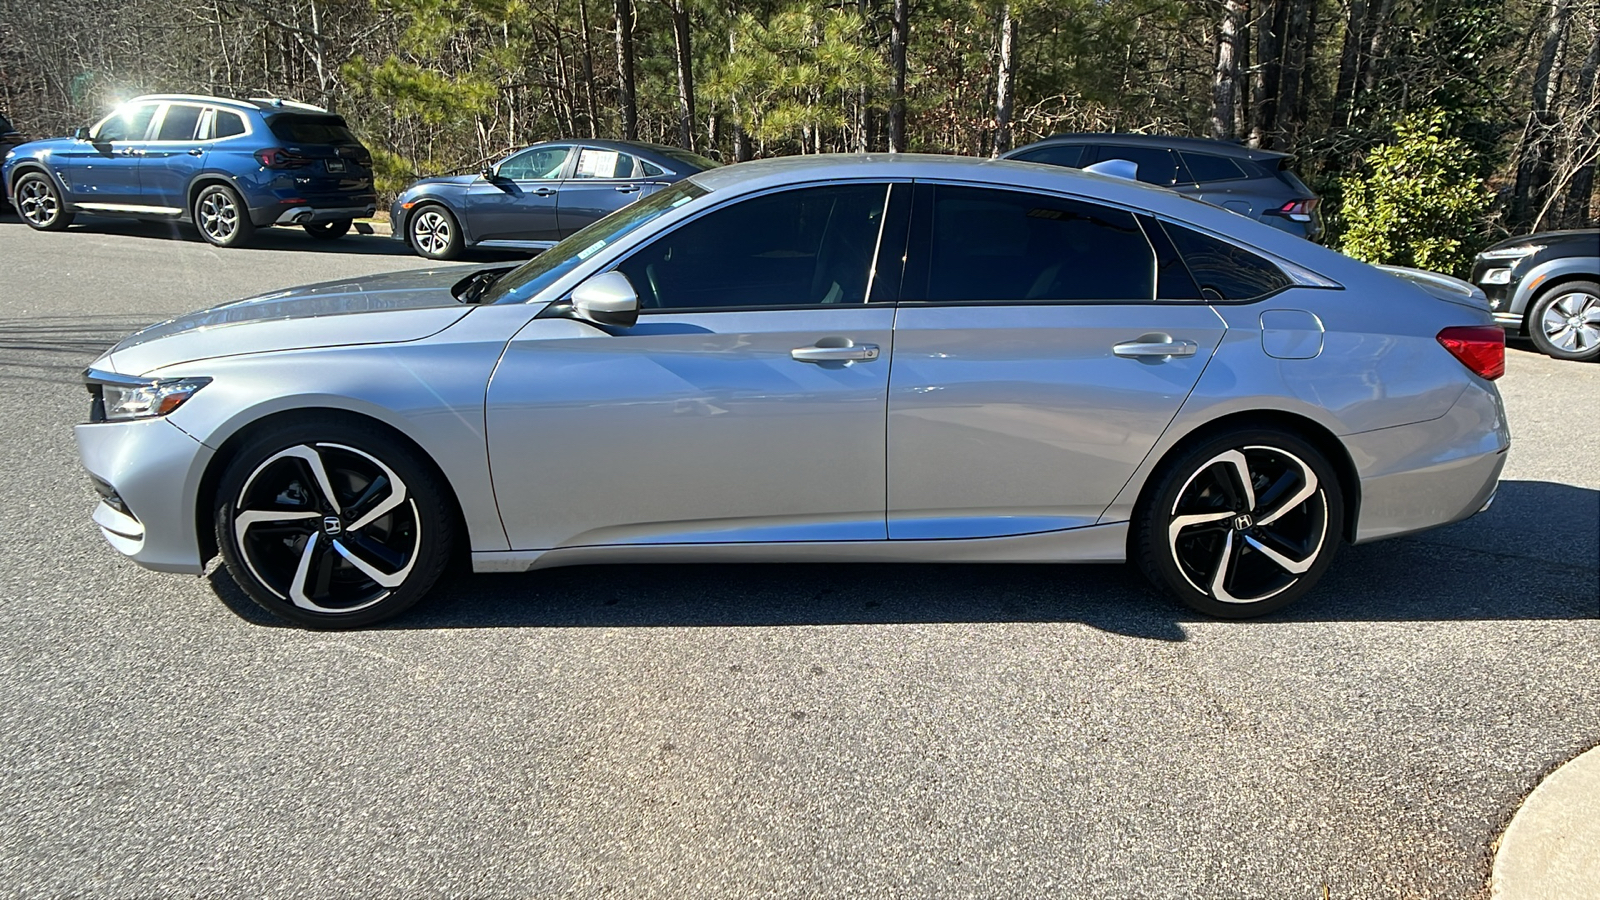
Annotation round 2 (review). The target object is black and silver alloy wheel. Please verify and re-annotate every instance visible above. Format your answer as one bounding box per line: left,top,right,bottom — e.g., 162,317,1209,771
1136,428,1343,618
1529,281,1600,362
14,172,74,231
194,183,255,248
216,421,453,628
409,205,462,260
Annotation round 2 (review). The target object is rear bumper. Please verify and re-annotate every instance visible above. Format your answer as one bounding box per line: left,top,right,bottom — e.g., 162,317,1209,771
272,204,375,226
1346,378,1510,543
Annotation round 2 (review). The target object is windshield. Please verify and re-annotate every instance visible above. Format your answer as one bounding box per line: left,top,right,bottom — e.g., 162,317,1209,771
485,180,709,304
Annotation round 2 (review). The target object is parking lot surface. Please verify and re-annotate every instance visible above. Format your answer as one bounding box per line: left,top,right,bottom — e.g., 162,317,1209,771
1,215,1596,898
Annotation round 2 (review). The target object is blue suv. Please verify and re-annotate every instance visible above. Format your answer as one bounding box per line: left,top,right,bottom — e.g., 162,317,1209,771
2,94,376,247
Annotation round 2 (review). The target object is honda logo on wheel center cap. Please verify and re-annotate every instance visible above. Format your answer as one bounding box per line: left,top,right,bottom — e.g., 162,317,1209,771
1233,514,1254,531
322,516,342,536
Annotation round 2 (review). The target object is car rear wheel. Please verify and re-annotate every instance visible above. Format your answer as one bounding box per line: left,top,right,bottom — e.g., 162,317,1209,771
14,171,74,231
194,183,255,248
303,219,353,241
408,204,463,260
1134,427,1343,618
214,420,455,628
1528,281,1600,362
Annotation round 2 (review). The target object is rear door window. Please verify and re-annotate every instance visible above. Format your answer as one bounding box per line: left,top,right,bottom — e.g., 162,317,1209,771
267,114,358,145
1091,145,1186,186
574,148,638,179
904,185,1154,302
155,104,205,141
1161,222,1290,301
1011,145,1086,169
1178,152,1247,183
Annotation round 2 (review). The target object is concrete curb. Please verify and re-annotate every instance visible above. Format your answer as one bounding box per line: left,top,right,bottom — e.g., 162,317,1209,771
1492,744,1600,898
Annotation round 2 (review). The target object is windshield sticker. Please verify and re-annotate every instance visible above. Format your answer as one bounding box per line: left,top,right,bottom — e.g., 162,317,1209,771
576,240,607,259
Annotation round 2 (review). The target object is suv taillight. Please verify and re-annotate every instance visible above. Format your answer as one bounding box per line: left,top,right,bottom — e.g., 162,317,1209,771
1268,198,1319,223
1437,325,1505,380
254,147,309,169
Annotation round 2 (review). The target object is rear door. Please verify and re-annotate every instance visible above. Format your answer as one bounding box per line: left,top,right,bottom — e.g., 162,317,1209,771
885,183,1226,539
466,144,572,242
138,102,208,212
554,146,647,236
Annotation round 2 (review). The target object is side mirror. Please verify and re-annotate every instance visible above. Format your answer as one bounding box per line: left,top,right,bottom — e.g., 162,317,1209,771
74,126,93,141
480,162,497,179
570,271,640,328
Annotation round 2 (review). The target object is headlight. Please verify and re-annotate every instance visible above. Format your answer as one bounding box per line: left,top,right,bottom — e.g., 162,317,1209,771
85,370,210,422
1480,268,1513,285
1478,244,1543,260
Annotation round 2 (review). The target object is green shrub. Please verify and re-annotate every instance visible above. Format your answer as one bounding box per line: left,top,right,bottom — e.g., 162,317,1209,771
1336,110,1494,277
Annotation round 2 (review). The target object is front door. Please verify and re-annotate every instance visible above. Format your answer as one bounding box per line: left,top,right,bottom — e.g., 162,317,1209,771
486,182,897,550
59,102,158,207
466,144,572,243
886,183,1225,539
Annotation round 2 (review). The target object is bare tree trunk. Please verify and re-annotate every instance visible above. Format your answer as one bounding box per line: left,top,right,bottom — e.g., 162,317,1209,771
1360,0,1397,96
578,0,600,138
663,0,695,150
1250,0,1284,148
1562,21,1600,225
1276,0,1311,145
1210,0,1245,141
992,3,1018,157
857,0,872,152
613,0,637,140
889,0,908,152
1334,0,1369,124
1513,0,1573,227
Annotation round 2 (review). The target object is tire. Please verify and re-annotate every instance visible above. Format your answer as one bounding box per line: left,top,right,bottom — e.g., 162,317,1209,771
193,183,255,248
1527,280,1600,362
214,419,455,629
303,218,353,241
13,171,75,231
408,204,463,260
1134,426,1344,619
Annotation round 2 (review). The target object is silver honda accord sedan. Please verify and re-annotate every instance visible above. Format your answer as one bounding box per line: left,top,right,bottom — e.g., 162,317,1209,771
74,155,1509,628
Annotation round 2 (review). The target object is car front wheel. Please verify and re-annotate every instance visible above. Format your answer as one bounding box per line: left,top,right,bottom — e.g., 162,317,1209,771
214,419,455,628
1134,427,1344,618
1528,280,1600,362
408,204,463,260
14,171,75,231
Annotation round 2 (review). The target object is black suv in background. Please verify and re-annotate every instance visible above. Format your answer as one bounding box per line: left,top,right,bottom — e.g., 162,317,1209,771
1471,229,1600,361
1003,133,1324,242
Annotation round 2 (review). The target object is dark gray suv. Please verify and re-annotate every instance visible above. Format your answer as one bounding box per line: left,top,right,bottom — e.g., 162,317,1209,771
1003,133,1324,242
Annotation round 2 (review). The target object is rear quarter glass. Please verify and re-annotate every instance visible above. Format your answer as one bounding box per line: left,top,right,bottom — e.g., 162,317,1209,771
1274,165,1315,196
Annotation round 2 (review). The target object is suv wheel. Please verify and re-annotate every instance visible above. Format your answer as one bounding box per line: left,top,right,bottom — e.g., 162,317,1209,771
1134,427,1343,618
304,219,353,241
1528,281,1600,362
194,183,255,248
409,204,463,260
14,171,75,231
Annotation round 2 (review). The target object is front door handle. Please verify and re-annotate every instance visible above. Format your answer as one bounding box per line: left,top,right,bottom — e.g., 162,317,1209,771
187,147,204,156
791,342,880,363
532,187,556,197
1113,335,1199,358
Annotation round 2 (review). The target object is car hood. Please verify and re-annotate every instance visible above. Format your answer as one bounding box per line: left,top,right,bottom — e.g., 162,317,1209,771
1482,229,1600,255
106,267,480,375
6,136,76,159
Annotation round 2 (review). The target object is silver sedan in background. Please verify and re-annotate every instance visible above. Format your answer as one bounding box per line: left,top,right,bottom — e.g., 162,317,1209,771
74,155,1509,628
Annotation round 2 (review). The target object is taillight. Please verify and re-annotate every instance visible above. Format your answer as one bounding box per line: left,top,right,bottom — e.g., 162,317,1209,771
1270,198,1319,223
254,147,309,169
1437,325,1505,380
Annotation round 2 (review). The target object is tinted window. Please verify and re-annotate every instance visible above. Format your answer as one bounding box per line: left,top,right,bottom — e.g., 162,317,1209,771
640,160,666,177
156,104,204,141
1179,152,1246,183
906,185,1153,302
498,145,571,180
616,184,888,310
1095,146,1183,186
574,148,637,179
1013,145,1085,169
95,104,157,141
1162,222,1291,301
266,114,358,145
213,111,247,139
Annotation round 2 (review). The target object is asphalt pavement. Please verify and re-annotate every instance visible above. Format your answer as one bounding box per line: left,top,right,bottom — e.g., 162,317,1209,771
1,214,1596,898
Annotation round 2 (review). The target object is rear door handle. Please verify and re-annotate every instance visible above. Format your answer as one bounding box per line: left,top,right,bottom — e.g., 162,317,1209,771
791,342,880,363
1113,336,1199,358
615,184,641,193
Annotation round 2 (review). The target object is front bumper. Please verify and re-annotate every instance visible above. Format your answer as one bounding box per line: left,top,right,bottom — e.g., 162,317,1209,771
75,417,213,574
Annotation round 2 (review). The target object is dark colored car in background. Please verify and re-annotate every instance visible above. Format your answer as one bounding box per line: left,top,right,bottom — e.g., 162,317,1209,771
1471,228,1600,361
1003,133,1324,242
2,94,377,247
390,139,719,260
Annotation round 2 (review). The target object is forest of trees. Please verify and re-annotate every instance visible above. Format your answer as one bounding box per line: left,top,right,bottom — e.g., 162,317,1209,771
1,0,1596,270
